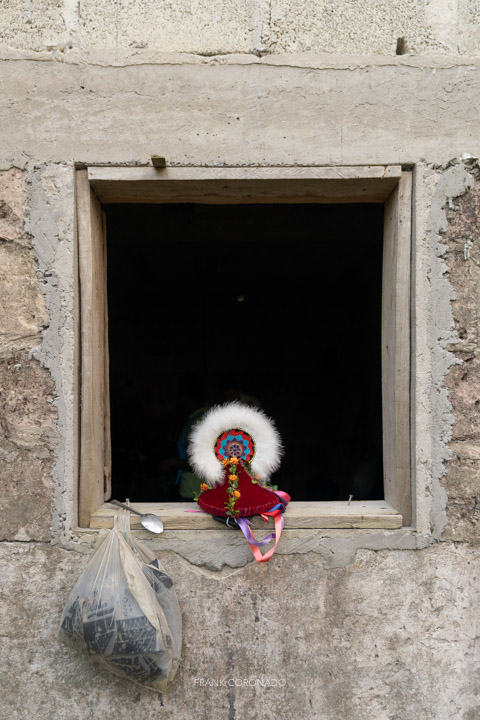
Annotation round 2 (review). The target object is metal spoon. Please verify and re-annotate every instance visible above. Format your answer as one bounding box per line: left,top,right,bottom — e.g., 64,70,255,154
111,499,164,534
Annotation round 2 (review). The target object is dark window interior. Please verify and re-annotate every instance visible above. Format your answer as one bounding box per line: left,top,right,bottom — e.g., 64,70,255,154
105,203,384,503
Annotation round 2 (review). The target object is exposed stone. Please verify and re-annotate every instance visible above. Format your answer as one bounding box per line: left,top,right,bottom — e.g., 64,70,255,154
0,167,56,541
1,0,480,56
0,354,57,541
269,0,443,55
78,0,268,55
0,0,66,52
0,167,48,357
268,0,480,56
443,184,480,541
0,242,49,357
0,167,25,242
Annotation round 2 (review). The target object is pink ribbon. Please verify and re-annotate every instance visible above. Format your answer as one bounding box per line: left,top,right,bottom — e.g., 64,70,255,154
237,507,287,563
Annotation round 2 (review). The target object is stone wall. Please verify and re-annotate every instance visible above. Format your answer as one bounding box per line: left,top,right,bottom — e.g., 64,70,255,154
443,181,480,541
1,0,480,56
0,169,57,543
1,2,480,718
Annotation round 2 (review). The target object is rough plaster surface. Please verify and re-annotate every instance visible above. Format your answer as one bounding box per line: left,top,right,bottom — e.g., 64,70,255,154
443,180,480,540
410,162,475,540
0,542,478,720
67,527,433,572
1,57,480,168
24,164,78,540
1,0,480,56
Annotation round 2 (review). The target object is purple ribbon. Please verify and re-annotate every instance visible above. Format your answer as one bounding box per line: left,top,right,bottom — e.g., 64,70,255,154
236,516,284,547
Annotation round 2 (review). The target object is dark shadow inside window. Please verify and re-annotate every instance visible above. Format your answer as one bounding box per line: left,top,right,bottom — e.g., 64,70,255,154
105,203,384,503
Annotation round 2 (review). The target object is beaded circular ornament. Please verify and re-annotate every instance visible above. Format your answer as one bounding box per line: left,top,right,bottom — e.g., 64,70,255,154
214,428,255,464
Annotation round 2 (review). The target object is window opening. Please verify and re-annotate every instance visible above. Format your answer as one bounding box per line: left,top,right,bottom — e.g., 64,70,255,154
105,202,384,504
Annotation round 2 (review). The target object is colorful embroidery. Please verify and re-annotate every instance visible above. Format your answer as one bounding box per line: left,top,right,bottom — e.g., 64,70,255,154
214,428,255,465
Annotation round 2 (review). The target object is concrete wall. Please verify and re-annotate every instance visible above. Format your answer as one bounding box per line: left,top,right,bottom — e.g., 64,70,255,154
1,2,479,718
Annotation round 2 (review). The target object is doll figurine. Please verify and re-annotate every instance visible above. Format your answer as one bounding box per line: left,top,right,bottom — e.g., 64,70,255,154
188,402,290,562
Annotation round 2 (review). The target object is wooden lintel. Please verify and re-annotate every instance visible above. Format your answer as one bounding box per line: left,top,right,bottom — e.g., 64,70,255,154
88,165,402,204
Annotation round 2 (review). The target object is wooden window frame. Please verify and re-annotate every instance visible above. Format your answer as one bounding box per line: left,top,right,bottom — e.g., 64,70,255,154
75,165,412,531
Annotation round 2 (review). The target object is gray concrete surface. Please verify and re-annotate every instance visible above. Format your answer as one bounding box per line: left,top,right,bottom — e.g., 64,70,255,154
1,542,479,720
1,56,480,168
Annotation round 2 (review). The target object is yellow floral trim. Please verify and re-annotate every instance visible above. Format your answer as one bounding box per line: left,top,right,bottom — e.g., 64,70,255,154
224,460,243,518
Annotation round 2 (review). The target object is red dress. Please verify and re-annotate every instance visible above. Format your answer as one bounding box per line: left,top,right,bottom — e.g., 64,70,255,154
197,462,280,517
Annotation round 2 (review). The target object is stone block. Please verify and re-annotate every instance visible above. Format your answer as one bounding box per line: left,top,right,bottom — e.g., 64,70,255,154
0,167,49,358
0,0,66,52
78,0,269,54
268,0,480,56
0,167,25,242
458,0,480,56
0,0,479,56
442,447,480,539
446,357,480,443
0,353,57,541
0,243,49,357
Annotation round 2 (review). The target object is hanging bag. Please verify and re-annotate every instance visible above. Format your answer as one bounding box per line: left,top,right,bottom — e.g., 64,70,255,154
59,510,182,692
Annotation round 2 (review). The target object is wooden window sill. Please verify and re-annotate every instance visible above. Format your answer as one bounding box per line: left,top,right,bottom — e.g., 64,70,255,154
89,500,402,531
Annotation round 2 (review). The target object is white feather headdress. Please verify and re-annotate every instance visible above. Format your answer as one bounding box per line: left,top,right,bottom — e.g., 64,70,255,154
188,402,283,487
